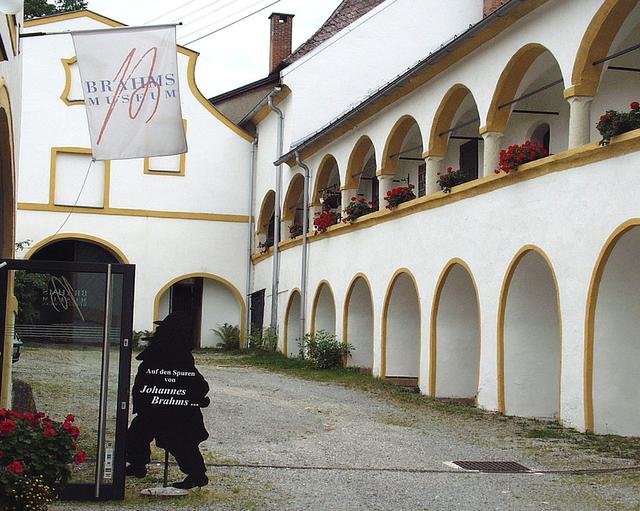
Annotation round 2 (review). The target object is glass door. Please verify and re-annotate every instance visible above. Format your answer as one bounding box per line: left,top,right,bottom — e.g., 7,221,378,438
0,260,134,501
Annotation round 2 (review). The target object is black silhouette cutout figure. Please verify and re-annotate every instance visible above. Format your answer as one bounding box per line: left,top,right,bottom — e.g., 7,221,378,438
125,311,210,489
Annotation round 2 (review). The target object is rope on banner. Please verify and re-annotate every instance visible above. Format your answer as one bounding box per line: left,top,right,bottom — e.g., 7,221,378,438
50,157,95,238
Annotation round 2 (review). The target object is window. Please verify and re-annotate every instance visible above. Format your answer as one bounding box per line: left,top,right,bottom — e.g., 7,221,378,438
52,148,109,208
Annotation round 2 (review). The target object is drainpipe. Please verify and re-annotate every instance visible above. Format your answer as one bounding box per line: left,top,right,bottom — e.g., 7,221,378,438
245,137,258,345
295,151,310,342
268,88,284,330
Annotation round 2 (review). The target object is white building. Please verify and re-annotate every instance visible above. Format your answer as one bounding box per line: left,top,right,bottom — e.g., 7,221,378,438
15,0,640,438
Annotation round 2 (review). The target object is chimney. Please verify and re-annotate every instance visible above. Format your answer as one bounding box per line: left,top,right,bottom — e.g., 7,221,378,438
269,12,294,73
484,0,509,16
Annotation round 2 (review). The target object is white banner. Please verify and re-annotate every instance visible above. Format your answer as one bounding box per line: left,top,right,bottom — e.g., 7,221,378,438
72,25,187,161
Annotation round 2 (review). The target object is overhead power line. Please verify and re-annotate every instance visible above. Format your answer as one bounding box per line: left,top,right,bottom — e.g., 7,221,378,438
180,0,282,44
145,0,205,24
173,0,240,25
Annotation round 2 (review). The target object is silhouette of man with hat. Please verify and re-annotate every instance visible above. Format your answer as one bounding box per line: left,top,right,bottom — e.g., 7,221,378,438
125,311,210,489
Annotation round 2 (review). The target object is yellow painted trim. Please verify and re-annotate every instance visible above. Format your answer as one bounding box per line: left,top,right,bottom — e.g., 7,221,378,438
23,233,130,264
283,173,304,222
380,115,422,177
496,245,562,414
251,246,274,264
429,258,481,398
311,154,339,207
310,280,336,335
25,10,125,28
6,15,17,56
60,56,83,106
583,218,640,432
280,0,551,167
144,120,188,176
345,136,375,190
49,146,111,208
18,202,249,223
380,268,421,381
256,190,276,235
342,273,374,368
485,43,549,134
569,0,638,98
153,272,247,348
283,287,301,356
428,85,473,158
254,128,640,264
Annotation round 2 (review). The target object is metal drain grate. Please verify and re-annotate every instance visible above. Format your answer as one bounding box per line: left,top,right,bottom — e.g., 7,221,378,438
450,461,531,473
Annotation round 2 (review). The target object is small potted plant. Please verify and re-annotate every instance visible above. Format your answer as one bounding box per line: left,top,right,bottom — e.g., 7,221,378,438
384,184,416,209
288,224,303,239
436,167,466,193
313,210,340,234
495,140,548,174
0,410,86,510
596,101,640,146
342,197,375,223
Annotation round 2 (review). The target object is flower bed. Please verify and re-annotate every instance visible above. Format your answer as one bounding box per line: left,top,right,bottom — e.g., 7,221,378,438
384,185,415,209
596,101,640,146
0,410,86,510
342,197,376,223
313,210,340,233
496,140,548,174
437,167,467,193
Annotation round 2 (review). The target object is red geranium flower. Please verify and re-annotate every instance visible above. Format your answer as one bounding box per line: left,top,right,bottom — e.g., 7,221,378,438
70,426,80,439
43,427,57,437
631,101,639,111
0,419,16,434
74,450,87,465
5,460,24,474
65,414,75,423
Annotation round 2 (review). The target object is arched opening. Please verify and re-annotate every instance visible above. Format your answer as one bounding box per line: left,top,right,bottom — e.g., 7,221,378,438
27,236,126,263
382,270,420,385
586,221,640,436
154,273,245,349
312,155,341,214
282,173,305,238
256,190,276,248
311,281,336,335
430,261,480,400
530,123,551,153
499,248,561,419
343,275,373,370
0,107,14,259
284,290,301,357
583,2,640,142
429,85,482,186
487,45,568,155
345,136,379,211
381,116,424,197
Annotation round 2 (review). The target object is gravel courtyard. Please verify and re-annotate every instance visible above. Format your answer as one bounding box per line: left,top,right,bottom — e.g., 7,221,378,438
52,353,640,510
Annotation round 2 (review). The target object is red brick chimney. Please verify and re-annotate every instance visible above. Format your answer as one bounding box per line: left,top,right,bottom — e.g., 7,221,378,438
269,13,294,73
484,0,509,16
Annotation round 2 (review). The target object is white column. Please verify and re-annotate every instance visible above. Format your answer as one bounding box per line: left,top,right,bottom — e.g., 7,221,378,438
341,188,358,212
377,174,395,207
567,96,594,149
425,156,443,195
482,131,503,177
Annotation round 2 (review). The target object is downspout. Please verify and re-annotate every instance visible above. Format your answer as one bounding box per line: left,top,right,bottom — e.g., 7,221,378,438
245,137,258,346
268,88,284,330
295,151,310,342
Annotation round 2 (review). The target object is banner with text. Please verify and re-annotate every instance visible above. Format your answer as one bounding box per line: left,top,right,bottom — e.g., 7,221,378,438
72,25,187,161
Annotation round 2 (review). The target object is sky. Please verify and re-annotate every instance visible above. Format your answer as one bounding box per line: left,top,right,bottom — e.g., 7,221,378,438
86,0,343,97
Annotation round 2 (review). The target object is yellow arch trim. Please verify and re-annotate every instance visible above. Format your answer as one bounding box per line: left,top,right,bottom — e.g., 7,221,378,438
380,116,422,176
311,154,340,207
380,268,422,380
23,233,130,264
583,218,640,432
153,272,246,347
427,85,474,158
28,10,253,142
345,136,375,190
310,279,336,335
496,245,562,414
429,258,481,398
566,0,639,98
282,173,304,223
342,273,375,367
256,190,276,235
483,43,551,134
60,56,83,106
283,287,301,356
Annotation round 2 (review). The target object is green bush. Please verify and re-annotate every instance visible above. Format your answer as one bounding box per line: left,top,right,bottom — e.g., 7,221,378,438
298,330,353,369
211,323,240,350
247,327,278,352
